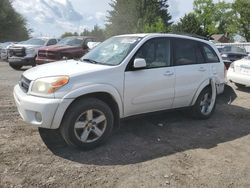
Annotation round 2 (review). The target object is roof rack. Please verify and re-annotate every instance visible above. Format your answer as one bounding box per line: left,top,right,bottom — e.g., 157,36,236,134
169,32,211,41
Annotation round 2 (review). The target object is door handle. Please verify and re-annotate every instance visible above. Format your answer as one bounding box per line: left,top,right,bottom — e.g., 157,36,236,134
164,71,174,76
198,67,206,72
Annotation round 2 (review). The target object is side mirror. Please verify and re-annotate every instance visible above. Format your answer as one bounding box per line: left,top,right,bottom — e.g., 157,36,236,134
133,58,146,69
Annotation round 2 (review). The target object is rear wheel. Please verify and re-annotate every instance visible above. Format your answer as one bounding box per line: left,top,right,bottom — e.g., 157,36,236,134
235,83,245,89
60,98,114,150
9,64,22,70
191,87,216,119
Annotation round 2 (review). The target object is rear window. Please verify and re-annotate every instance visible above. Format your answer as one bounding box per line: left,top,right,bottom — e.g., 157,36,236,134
202,44,220,63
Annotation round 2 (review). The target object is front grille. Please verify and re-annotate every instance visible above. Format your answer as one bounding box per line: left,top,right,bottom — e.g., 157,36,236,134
9,47,26,57
38,50,59,59
19,75,31,93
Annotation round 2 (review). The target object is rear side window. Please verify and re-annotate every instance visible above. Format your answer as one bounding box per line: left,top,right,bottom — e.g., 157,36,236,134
202,44,220,63
173,38,205,66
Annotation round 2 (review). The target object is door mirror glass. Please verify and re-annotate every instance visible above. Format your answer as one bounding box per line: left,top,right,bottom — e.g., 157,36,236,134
133,58,146,69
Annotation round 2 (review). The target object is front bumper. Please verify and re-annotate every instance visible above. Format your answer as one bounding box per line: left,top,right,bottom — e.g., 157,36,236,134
227,69,250,86
13,85,73,129
9,56,35,66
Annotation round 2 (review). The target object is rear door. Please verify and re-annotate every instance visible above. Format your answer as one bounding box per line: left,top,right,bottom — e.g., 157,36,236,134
172,38,210,108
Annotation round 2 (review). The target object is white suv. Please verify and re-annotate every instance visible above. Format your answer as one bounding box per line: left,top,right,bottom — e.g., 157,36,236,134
13,34,225,149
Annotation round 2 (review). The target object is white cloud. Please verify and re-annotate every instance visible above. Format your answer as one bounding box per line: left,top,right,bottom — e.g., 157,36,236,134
95,12,106,21
12,0,235,36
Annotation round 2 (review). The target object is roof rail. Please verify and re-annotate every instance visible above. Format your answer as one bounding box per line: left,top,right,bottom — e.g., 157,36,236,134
169,32,211,41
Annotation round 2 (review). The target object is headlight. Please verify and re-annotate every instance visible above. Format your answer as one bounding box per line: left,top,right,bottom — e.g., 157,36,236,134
221,54,228,58
25,48,36,55
31,76,69,95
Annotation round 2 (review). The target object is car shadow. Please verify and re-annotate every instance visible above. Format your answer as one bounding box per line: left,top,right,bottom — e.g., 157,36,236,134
235,86,250,93
40,85,250,166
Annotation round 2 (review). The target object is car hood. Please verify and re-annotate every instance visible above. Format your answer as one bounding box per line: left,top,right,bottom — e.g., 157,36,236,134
234,58,250,68
39,45,79,51
23,60,111,81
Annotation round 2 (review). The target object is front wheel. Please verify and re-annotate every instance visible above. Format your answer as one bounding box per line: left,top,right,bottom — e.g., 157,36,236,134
191,87,216,119
60,98,114,150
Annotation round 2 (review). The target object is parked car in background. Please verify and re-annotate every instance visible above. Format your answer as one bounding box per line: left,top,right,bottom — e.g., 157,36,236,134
0,42,15,61
227,56,250,88
218,46,248,69
8,37,58,70
36,36,96,65
36,36,95,65
14,33,225,149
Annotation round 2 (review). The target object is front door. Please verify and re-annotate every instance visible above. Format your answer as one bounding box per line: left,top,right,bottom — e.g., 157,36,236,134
124,38,175,117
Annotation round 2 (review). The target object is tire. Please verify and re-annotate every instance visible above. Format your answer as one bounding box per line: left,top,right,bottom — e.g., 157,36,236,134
60,98,114,150
191,87,216,119
9,64,22,70
235,83,245,89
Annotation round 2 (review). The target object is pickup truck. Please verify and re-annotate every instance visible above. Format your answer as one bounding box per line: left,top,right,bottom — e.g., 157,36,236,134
8,37,58,70
36,36,96,65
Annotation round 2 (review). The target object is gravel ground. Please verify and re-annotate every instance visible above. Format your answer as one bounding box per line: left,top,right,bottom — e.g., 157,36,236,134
0,61,250,188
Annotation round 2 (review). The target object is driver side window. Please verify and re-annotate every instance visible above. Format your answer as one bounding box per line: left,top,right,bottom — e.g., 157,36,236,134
134,38,171,68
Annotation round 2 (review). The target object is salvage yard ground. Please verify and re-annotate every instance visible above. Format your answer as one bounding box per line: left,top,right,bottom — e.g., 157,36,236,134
0,61,250,188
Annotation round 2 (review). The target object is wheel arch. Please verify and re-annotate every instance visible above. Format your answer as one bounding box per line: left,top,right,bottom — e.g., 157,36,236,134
51,85,123,130
190,78,217,106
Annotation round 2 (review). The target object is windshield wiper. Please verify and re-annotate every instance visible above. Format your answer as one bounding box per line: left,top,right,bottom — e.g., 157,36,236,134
81,58,100,64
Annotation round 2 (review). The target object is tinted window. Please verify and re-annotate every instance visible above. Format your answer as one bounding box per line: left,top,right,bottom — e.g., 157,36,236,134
203,44,219,63
174,39,197,66
22,38,46,45
134,38,171,68
196,43,206,63
47,39,57,46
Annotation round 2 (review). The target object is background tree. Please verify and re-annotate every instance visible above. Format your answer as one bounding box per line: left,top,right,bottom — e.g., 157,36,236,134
214,1,236,35
80,25,106,41
106,0,172,36
61,32,79,38
193,0,216,35
0,0,29,42
233,0,250,41
171,13,205,36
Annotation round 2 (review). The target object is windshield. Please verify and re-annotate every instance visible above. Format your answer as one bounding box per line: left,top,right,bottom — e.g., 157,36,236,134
57,37,83,46
22,38,46,45
81,36,142,66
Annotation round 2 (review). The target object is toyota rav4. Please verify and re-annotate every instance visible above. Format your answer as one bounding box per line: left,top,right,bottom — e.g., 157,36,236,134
13,34,225,150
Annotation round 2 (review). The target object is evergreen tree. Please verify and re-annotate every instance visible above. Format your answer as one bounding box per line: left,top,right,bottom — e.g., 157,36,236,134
106,0,172,36
171,13,205,36
0,0,29,42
